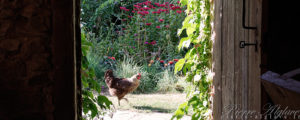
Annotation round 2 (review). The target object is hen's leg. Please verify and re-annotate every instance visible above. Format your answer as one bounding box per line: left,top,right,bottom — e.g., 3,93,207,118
123,98,129,103
118,99,120,106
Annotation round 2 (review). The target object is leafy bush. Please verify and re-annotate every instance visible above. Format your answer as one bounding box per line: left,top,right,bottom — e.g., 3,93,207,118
81,29,112,120
156,69,179,93
173,0,213,119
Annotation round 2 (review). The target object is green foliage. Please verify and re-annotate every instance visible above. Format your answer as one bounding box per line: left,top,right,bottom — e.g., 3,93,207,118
173,0,213,119
156,69,179,93
81,29,112,120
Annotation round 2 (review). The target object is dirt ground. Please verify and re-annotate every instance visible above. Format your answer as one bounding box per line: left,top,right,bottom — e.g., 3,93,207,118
103,110,191,120
98,93,191,120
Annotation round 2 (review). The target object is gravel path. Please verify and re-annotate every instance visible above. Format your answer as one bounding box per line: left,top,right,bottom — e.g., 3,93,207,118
103,110,191,120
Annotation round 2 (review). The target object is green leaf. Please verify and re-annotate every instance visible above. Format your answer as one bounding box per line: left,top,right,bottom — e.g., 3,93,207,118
178,37,191,51
97,95,112,109
174,59,185,74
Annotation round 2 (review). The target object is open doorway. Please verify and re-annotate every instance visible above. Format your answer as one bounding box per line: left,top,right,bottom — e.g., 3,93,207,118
80,0,191,119
261,0,300,119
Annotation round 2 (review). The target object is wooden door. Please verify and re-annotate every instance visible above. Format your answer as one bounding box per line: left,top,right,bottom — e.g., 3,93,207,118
213,0,262,119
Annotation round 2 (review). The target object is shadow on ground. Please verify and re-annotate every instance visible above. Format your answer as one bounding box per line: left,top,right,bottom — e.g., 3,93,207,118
133,105,172,113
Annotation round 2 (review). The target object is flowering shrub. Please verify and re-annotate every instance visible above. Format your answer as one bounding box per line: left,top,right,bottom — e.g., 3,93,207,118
114,0,186,63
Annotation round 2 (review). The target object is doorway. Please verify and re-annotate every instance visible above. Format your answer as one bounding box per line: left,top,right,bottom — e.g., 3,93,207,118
261,0,300,118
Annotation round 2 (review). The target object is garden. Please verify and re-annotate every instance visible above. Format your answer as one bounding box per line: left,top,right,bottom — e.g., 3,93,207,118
80,0,213,120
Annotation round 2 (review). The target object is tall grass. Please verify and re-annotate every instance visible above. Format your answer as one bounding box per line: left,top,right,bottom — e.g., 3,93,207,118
156,69,178,93
113,57,188,93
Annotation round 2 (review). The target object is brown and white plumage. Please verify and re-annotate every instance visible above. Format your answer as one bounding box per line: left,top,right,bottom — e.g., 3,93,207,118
104,70,141,105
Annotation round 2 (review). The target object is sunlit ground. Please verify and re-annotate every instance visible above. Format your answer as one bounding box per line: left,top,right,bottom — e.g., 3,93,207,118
107,93,187,113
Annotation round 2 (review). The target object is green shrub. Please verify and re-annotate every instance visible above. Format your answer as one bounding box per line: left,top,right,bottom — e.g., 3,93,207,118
156,69,178,93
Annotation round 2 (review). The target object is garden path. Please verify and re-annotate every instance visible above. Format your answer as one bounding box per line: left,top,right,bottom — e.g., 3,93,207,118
103,110,191,120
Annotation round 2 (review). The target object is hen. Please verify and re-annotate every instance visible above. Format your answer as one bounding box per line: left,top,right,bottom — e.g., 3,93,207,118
104,70,141,105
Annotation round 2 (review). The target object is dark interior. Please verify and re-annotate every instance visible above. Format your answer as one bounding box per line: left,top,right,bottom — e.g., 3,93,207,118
261,0,300,78
261,0,300,118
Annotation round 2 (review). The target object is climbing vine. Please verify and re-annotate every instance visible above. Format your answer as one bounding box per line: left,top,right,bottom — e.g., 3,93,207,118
173,0,213,119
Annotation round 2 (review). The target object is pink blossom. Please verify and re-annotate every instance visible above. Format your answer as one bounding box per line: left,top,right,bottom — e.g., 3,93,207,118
146,23,152,26
176,10,182,14
144,7,151,10
120,7,126,10
156,26,161,29
150,41,156,45
143,11,149,14
159,19,164,22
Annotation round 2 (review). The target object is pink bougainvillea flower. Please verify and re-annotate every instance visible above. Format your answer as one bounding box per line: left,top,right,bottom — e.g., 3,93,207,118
177,1,180,4
148,4,154,8
108,57,115,60
159,19,164,22
150,41,156,45
171,6,181,10
176,10,182,14
120,7,126,10
169,4,174,7
146,23,152,26
111,57,116,60
152,11,156,14
174,59,179,62
165,25,170,28
171,6,176,10
143,1,152,5
132,11,135,13
160,60,164,63
125,9,129,11
143,11,149,14
165,2,169,5
156,26,161,29
160,4,166,7
134,5,142,8
144,7,151,10
169,61,174,65
137,11,145,15
154,3,160,6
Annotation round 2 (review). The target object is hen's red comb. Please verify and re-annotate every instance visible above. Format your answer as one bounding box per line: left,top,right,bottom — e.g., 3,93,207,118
138,73,141,76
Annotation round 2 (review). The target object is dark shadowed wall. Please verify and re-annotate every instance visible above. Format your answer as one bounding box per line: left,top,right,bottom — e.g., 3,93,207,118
0,0,81,119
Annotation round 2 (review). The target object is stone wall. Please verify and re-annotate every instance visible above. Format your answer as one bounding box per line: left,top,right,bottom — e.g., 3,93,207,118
0,0,79,119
